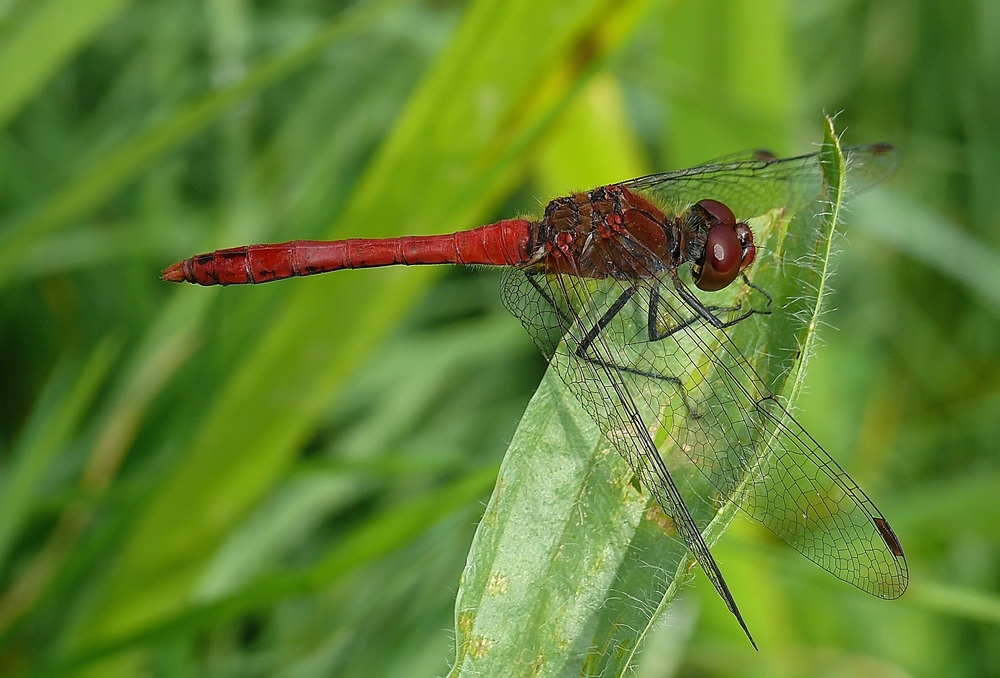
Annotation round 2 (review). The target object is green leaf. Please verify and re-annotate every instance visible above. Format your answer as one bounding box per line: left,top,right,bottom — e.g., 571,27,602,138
451,117,855,675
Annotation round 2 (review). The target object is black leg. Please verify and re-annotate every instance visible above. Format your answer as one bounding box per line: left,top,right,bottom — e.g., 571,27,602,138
523,272,763,396
653,271,766,337
526,275,687,388
646,285,747,340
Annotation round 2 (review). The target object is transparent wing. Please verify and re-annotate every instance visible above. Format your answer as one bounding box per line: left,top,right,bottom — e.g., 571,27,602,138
502,264,908,602
621,143,899,220
499,266,758,640
645,276,908,598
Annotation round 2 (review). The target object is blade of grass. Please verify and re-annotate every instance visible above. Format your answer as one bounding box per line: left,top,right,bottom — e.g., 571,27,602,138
855,193,1000,315
0,0,131,131
0,336,121,573
908,580,1000,625
0,322,197,637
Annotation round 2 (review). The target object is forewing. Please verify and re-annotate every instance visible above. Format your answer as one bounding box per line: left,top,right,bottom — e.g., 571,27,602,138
647,279,909,598
503,263,907,600
621,143,899,221
499,267,754,632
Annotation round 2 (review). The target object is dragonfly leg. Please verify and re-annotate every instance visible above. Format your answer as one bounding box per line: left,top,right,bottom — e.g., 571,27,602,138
646,289,743,341
522,272,686,386
655,272,768,339
742,272,774,306
576,289,687,385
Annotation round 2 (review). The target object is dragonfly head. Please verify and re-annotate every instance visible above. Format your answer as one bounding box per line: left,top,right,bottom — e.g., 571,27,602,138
690,199,756,292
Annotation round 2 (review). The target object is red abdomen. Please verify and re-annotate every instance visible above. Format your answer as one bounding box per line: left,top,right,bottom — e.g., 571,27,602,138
161,219,534,286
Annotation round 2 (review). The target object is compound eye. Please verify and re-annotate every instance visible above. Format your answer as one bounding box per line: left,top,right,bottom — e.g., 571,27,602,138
696,224,743,291
695,199,736,226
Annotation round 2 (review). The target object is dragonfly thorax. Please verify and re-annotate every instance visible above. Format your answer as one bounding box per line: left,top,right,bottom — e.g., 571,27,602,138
531,186,754,292
532,184,674,280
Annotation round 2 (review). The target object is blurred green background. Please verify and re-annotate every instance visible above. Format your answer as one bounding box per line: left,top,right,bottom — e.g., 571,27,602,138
1,0,998,675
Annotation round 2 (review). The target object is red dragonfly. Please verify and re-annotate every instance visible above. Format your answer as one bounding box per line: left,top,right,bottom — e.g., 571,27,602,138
162,142,907,647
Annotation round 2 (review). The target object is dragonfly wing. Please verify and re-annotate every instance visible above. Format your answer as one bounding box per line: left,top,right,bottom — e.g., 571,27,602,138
621,143,899,222
501,259,908,602
500,266,757,642
645,278,909,598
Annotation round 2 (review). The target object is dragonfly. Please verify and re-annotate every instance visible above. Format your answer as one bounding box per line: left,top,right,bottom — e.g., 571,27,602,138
162,142,908,647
